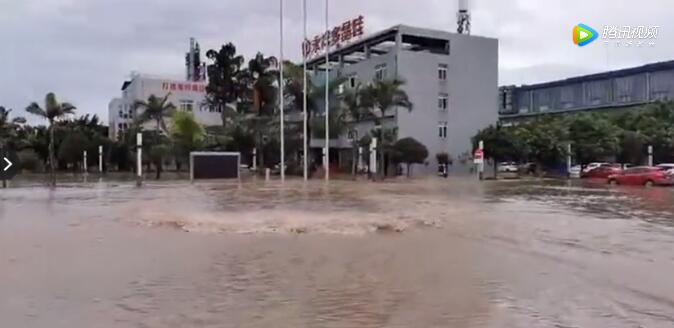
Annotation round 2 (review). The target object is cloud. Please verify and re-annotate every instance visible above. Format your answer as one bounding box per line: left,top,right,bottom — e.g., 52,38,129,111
1,0,672,124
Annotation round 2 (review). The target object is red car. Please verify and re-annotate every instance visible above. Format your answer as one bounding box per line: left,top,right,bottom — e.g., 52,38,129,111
607,166,674,186
581,164,623,179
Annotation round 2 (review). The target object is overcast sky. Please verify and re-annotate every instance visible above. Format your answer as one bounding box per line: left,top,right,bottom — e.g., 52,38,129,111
1,0,672,124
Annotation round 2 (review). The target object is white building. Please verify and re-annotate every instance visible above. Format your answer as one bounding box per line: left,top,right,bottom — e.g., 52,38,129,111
108,75,221,139
108,38,219,140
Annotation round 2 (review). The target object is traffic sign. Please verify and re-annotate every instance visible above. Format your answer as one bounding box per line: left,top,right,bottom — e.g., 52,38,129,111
473,149,484,164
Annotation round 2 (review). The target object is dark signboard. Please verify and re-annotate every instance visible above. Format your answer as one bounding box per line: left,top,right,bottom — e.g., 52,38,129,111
191,152,239,180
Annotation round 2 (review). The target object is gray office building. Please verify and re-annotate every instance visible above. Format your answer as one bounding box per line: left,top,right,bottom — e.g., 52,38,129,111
304,24,498,175
499,60,674,124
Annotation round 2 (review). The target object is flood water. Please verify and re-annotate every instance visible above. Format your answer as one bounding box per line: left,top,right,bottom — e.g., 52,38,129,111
1,177,674,327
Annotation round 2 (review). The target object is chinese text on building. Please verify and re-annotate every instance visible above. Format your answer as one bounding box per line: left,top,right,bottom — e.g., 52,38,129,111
302,15,365,58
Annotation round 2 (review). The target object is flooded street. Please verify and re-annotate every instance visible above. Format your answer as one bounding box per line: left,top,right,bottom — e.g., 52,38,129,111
1,177,674,327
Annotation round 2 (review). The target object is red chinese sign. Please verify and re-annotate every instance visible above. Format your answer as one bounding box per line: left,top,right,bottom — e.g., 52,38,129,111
302,15,365,58
161,81,206,93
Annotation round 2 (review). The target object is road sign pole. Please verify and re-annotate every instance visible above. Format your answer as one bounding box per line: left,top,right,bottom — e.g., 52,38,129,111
83,150,88,173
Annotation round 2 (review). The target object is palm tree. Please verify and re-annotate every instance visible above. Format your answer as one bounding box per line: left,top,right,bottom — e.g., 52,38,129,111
283,61,345,174
205,43,245,125
360,79,413,178
340,85,368,176
25,93,76,186
134,94,176,134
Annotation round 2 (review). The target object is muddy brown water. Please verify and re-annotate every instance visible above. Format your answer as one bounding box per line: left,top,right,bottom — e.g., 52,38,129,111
1,177,673,327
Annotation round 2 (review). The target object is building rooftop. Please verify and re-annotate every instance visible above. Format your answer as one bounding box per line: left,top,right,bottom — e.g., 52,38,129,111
306,24,494,68
513,59,674,91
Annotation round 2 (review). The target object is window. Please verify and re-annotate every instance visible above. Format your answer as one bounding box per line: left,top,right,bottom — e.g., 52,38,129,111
438,93,448,110
347,129,358,141
349,76,357,88
438,121,448,138
118,123,123,130
438,64,448,80
118,110,123,118
374,64,387,81
179,100,194,112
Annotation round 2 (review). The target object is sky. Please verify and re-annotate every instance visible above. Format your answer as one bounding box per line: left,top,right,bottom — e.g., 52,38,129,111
1,0,672,124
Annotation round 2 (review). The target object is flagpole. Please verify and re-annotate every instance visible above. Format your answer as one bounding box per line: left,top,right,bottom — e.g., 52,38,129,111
279,0,285,182
324,0,329,181
302,0,308,181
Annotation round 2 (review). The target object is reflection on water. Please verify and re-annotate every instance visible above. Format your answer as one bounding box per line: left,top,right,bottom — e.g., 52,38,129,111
1,177,674,327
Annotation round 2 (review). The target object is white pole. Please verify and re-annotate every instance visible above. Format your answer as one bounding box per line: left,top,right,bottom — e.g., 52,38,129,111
252,148,257,170
302,0,308,181
136,132,142,186
98,145,103,173
566,143,572,178
83,150,87,173
324,0,330,181
279,0,285,182
648,145,653,166
478,140,484,180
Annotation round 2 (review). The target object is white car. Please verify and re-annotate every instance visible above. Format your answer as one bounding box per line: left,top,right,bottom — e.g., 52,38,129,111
656,163,674,175
497,162,519,173
583,162,609,173
569,165,582,178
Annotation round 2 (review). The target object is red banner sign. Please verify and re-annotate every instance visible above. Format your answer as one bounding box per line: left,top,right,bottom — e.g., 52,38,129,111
161,81,206,93
302,15,365,59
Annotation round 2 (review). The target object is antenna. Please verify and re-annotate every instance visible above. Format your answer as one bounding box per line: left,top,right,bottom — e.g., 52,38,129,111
457,0,471,35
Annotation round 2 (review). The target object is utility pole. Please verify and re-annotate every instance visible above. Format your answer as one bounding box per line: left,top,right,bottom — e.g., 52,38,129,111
99,145,103,173
324,0,330,181
302,0,308,181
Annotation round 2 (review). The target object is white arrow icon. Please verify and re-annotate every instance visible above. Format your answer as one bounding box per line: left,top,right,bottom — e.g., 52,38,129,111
3,157,12,172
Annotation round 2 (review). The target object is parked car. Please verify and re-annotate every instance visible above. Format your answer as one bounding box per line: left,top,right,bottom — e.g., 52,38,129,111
656,163,674,175
569,165,582,178
583,162,609,173
497,162,519,173
581,163,622,179
520,162,538,175
608,166,674,186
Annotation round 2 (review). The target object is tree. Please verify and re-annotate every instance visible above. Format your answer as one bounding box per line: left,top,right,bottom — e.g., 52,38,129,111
25,92,76,186
360,79,413,177
0,106,26,149
391,137,428,177
472,125,522,177
513,117,568,169
134,94,176,134
57,132,89,170
205,43,245,123
284,61,345,174
170,111,205,168
567,113,619,165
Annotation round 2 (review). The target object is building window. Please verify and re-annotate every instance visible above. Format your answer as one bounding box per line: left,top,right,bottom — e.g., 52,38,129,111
438,122,448,139
438,93,448,111
375,64,387,81
179,100,194,112
347,129,358,141
118,110,123,118
118,123,123,130
438,64,448,80
349,76,357,88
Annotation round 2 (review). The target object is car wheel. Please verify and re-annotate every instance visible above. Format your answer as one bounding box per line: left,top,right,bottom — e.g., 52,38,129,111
644,180,654,187
608,179,618,186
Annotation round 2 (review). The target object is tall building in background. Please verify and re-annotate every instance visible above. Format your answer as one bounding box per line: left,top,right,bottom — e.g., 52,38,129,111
303,23,498,175
108,39,219,140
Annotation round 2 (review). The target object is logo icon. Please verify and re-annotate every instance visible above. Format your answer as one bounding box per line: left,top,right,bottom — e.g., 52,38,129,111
573,23,598,46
